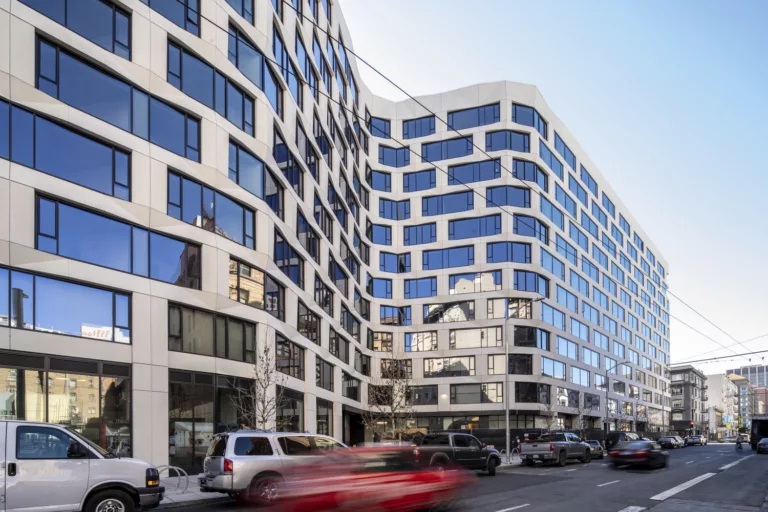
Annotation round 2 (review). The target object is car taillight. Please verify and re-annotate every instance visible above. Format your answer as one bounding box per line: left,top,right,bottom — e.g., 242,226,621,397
549,443,554,452
223,458,233,473
413,447,420,463
608,451,619,457
634,451,648,457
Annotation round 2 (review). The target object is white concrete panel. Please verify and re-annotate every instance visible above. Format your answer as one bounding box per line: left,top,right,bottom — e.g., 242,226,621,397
8,180,33,248
9,10,38,87
132,293,153,365
0,10,9,76
131,389,153,462
133,363,153,392
10,328,133,362
149,296,169,367
151,390,169,466
151,365,169,393
0,178,8,243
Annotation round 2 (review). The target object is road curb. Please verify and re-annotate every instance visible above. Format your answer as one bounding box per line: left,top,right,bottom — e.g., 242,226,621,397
158,497,232,509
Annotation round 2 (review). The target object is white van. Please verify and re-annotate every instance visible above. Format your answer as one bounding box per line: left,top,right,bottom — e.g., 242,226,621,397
0,420,164,512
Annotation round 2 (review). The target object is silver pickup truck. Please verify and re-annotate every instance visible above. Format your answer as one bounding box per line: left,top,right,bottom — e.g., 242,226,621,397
521,432,592,466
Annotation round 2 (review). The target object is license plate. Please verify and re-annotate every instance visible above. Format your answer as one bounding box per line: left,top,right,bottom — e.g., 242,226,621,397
199,478,206,486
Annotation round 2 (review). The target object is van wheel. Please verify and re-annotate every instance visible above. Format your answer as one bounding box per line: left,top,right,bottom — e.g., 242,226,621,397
85,490,135,512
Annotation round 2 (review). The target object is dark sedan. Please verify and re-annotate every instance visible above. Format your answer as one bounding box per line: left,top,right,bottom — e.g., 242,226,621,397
658,437,680,449
608,441,668,469
757,438,768,454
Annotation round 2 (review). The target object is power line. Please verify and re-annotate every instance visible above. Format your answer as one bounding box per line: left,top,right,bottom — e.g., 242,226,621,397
669,313,741,357
670,350,768,366
673,332,768,365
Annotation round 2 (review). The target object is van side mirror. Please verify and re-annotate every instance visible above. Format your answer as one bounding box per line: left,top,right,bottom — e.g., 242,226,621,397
68,442,87,459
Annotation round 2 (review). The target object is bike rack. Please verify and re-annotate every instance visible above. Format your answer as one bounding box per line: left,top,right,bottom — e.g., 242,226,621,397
499,448,521,462
156,465,190,494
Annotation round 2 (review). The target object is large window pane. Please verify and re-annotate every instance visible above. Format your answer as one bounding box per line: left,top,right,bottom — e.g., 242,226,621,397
215,193,244,245
57,204,132,272
48,372,101,444
101,375,131,455
149,233,187,286
0,368,46,422
10,271,34,329
35,277,114,340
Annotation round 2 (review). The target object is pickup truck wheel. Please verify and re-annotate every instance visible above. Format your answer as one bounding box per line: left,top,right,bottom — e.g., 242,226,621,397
582,450,591,463
85,490,135,512
557,451,567,467
487,458,497,476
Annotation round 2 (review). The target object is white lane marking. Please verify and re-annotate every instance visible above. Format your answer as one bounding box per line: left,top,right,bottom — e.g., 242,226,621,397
650,473,716,501
719,455,754,471
602,463,610,466
495,505,530,512
705,456,711,459
617,507,646,512
686,460,694,464
565,468,577,472
597,480,620,487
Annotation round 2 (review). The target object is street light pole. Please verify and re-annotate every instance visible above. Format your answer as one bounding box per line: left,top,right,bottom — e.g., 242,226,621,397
604,360,619,439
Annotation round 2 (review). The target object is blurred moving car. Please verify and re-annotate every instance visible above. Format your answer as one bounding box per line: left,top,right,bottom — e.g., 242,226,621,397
604,432,640,450
414,432,501,475
658,436,681,449
585,440,605,459
756,438,768,454
609,441,669,469
278,446,471,511
200,431,347,505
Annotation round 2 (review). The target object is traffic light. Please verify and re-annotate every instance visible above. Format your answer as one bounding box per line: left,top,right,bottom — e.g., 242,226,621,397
690,421,694,426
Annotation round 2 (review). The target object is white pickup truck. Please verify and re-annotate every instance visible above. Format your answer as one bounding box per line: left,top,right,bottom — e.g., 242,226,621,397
0,420,164,512
520,432,592,466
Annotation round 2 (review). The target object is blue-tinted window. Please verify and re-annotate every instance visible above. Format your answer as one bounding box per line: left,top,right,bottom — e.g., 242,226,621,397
513,215,548,244
448,159,500,185
591,201,608,229
592,287,609,311
514,270,548,297
403,116,435,139
449,214,501,240
580,165,597,197
368,168,391,192
568,175,588,207
510,160,547,193
627,243,638,262
634,233,645,252
228,25,264,86
404,277,437,299
369,278,392,299
555,184,577,218
368,117,390,138
540,196,564,230
274,230,304,288
569,221,588,252
610,262,625,285
423,191,474,216
555,234,577,265
37,197,200,288
379,252,410,273
512,104,547,138
570,319,589,342
226,0,254,23
619,215,631,236
541,248,565,280
379,198,410,220
487,242,531,264
378,145,410,167
541,304,566,331
167,43,254,135
24,0,131,58
380,305,411,327
370,223,392,246
602,274,617,296
554,132,575,170
422,246,474,270
149,97,200,161
570,270,589,297
141,0,198,35
611,224,624,246
602,195,615,219
602,235,617,259
447,103,499,130
403,169,436,192
592,246,608,270
274,129,304,199
486,130,530,153
487,186,531,209
580,211,599,239
403,223,436,246
168,171,255,248
230,140,283,218
422,136,473,163
0,267,131,342
4,102,129,199
582,258,599,283
449,271,501,294
539,140,563,181
557,285,578,313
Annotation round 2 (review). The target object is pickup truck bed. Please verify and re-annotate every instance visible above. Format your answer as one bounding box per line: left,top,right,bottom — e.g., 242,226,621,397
521,432,592,466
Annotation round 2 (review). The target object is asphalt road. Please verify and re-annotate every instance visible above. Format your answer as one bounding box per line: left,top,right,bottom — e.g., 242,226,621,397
176,444,768,512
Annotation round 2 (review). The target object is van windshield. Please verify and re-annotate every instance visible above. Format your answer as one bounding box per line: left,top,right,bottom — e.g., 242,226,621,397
66,427,112,458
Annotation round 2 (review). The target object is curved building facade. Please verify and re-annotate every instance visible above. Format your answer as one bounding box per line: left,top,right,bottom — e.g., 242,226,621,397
0,0,671,469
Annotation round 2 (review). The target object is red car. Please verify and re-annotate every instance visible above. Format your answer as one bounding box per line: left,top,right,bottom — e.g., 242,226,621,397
278,446,471,511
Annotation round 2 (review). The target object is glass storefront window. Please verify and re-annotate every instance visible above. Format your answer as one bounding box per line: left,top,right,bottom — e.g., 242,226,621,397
316,398,332,436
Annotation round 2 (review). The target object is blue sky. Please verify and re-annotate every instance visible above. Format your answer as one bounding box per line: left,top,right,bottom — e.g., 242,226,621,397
338,0,768,374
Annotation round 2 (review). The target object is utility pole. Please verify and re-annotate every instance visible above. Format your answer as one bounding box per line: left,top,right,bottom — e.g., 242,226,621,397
604,360,619,438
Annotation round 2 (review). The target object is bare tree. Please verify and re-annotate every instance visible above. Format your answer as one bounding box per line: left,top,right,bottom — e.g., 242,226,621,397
362,350,414,443
575,394,595,439
541,391,559,432
229,334,289,431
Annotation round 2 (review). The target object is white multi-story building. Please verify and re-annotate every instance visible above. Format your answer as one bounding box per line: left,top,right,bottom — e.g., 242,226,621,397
706,373,738,438
0,0,671,471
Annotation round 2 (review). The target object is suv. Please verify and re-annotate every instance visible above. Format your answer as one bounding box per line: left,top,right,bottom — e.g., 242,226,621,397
414,432,501,475
0,420,163,512
200,431,347,504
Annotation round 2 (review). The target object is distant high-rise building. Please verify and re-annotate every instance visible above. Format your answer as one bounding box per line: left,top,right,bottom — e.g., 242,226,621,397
726,365,768,388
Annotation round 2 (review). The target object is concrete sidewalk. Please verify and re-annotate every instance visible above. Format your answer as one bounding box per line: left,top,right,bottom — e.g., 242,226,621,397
158,475,231,509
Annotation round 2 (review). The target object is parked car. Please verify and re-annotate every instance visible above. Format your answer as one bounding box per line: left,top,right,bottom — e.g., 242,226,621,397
604,432,640,450
658,436,681,449
278,446,471,511
200,431,347,505
608,440,669,469
674,436,686,447
414,432,501,475
520,432,592,466
685,435,707,446
585,440,605,459
756,438,768,454
0,420,163,512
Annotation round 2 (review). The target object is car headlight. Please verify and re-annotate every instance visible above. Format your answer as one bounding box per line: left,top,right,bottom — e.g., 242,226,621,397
146,468,160,487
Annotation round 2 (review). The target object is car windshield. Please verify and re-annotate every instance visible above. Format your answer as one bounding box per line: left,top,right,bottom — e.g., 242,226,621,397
760,439,768,443
66,427,113,458
587,441,600,445
614,441,650,450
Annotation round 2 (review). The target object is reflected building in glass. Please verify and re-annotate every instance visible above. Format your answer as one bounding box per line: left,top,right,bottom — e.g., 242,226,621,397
0,0,670,472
